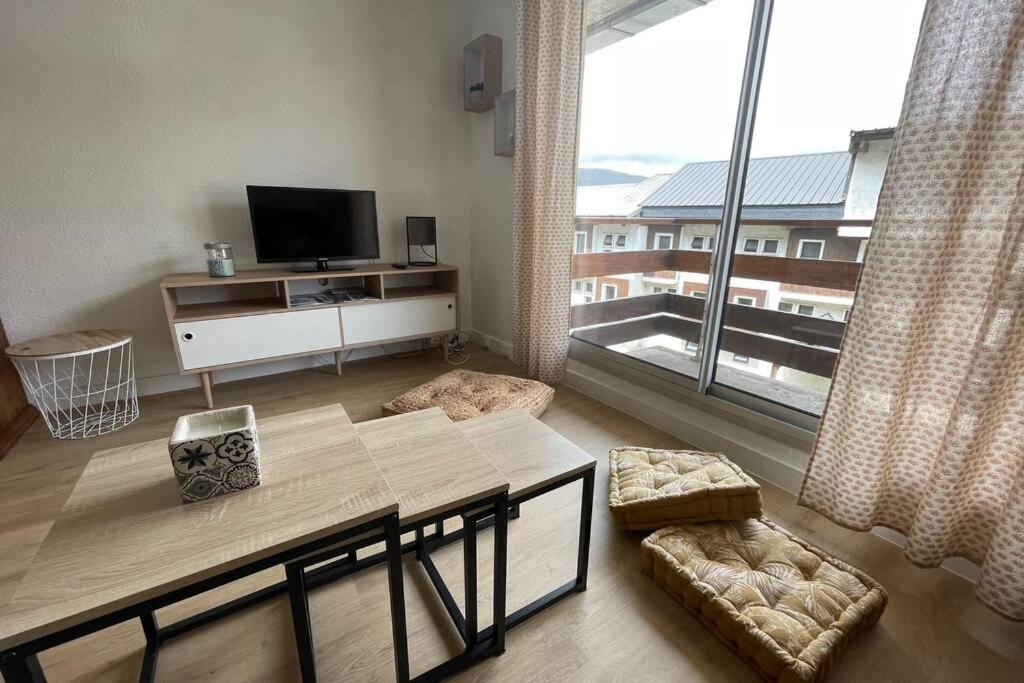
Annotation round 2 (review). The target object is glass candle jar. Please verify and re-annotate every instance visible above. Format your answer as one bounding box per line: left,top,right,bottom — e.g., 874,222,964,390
204,242,235,277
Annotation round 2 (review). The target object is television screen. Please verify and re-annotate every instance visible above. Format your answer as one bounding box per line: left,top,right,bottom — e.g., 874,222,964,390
247,186,380,263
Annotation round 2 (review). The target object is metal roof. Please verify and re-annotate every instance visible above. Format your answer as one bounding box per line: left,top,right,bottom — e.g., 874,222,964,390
642,151,852,208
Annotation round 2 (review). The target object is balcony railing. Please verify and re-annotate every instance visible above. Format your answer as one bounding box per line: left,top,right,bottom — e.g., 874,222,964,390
570,291,845,377
570,216,867,382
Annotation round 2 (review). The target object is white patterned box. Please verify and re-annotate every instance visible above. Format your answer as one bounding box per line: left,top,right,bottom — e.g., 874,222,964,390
168,405,261,503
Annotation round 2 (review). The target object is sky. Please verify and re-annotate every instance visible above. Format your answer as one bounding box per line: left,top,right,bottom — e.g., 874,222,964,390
577,0,926,177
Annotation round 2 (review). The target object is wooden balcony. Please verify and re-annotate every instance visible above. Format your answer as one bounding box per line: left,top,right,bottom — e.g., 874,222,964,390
572,249,861,291
570,248,857,379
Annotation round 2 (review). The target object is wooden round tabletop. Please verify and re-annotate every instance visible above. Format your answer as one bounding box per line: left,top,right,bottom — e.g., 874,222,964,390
5,329,133,358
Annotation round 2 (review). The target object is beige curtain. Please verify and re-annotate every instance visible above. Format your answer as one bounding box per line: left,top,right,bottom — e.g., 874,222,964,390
512,0,585,383
799,0,1024,621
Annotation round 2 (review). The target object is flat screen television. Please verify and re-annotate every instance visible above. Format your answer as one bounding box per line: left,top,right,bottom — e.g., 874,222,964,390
246,185,380,272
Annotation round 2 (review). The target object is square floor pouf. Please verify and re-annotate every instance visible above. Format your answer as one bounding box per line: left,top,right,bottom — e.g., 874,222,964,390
381,369,555,421
642,519,888,683
608,447,762,530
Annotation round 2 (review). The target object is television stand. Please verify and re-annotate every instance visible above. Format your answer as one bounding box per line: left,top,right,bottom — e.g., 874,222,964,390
290,259,355,273
160,263,460,408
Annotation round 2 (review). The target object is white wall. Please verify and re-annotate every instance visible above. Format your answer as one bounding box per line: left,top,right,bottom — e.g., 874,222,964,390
0,0,476,394
844,137,893,220
460,0,517,354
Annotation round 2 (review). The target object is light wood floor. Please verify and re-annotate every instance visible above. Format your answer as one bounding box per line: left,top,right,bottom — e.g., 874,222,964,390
1,346,1021,682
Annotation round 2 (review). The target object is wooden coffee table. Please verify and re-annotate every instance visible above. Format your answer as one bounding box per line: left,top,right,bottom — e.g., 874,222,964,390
457,408,596,635
353,407,511,680
0,405,408,683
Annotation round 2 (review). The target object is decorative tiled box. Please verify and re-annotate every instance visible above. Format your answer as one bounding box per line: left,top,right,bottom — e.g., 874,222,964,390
168,405,261,503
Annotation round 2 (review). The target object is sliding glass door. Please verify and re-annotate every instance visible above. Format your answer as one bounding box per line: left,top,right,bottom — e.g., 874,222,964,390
572,0,925,427
571,0,754,382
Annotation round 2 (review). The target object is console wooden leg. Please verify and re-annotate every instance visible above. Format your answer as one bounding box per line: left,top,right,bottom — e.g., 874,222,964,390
335,351,344,376
200,371,213,409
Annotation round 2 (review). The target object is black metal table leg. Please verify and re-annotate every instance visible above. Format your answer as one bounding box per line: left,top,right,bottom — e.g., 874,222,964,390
577,468,595,591
0,652,46,683
415,526,426,561
492,493,509,655
286,563,317,682
462,513,478,648
139,612,159,683
385,514,411,683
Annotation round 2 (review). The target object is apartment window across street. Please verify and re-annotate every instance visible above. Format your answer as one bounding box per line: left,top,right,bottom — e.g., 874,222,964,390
601,233,627,252
797,239,825,260
574,231,587,253
689,236,714,251
571,0,923,426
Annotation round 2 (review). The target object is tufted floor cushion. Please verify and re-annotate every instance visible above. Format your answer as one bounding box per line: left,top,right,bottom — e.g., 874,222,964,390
381,369,554,422
642,519,887,683
608,447,762,529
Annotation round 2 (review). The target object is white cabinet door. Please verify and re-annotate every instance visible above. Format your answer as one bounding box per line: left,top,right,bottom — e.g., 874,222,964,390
341,297,456,345
175,308,341,370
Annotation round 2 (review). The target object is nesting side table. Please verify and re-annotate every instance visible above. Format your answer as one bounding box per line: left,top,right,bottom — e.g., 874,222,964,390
5,329,139,439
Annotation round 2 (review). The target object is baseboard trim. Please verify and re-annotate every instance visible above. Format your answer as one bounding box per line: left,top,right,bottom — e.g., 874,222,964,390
0,406,37,462
565,358,808,492
469,331,512,359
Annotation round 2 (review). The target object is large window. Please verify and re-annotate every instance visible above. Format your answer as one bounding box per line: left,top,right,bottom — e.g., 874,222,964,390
571,0,924,425
570,0,753,381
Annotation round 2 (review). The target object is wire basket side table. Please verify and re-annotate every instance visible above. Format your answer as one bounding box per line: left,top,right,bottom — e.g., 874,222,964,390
5,329,139,439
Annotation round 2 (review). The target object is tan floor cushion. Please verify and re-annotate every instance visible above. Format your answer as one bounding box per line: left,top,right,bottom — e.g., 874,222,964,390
642,519,887,683
608,447,762,529
381,369,554,421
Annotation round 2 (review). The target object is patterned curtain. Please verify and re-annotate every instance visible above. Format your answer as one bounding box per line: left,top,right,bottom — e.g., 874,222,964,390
799,0,1024,621
512,0,585,383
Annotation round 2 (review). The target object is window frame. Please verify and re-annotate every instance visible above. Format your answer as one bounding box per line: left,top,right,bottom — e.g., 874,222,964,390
654,232,675,250
734,295,756,306
796,239,825,260
601,283,618,300
741,238,760,253
796,303,815,316
568,0,846,434
761,238,780,255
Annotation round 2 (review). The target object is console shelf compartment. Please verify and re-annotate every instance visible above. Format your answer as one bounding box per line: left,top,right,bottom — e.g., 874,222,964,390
173,297,288,322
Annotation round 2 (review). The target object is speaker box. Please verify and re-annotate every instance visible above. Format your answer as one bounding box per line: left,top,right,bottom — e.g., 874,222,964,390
406,216,438,266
